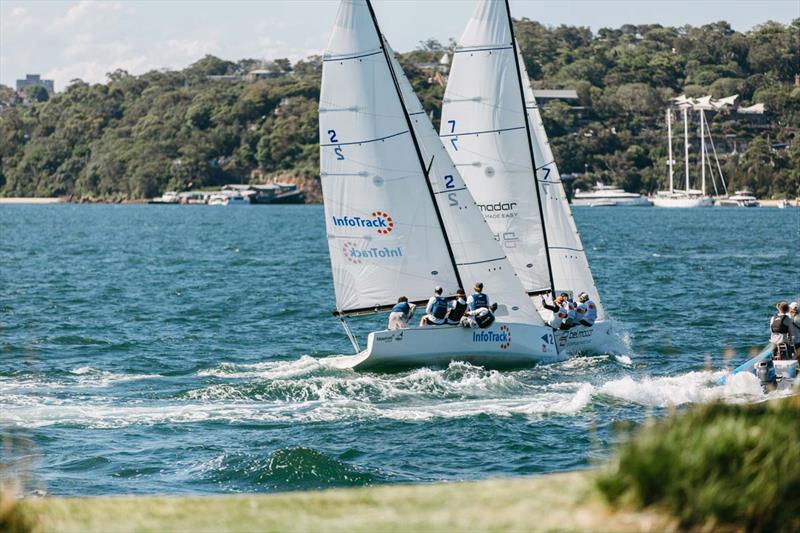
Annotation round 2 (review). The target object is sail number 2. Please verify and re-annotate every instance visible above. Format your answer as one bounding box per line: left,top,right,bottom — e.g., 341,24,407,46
444,174,458,207
328,129,345,160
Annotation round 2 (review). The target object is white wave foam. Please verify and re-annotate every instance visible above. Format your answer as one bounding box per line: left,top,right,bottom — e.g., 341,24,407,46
598,370,769,407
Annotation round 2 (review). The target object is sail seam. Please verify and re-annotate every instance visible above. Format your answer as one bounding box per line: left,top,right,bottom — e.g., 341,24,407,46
320,130,408,147
549,246,585,253
456,257,505,266
323,49,383,62
454,45,513,54
434,187,467,194
440,125,525,138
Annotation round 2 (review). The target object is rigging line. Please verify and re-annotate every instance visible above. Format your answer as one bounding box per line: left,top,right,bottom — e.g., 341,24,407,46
504,0,556,297
364,0,463,291
320,130,408,147
323,49,383,62
439,125,525,138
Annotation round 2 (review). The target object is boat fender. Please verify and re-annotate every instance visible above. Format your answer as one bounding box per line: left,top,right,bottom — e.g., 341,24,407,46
431,296,449,320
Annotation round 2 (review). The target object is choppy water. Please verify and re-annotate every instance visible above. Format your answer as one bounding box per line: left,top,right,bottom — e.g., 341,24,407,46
1,205,797,496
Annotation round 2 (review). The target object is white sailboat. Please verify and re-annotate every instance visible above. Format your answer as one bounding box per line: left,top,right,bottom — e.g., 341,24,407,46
320,0,562,371
440,0,619,354
652,103,712,208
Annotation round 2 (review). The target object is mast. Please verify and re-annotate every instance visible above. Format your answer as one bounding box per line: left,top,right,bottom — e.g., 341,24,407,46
503,0,556,296
667,108,674,194
683,106,690,193
700,109,706,195
364,0,463,290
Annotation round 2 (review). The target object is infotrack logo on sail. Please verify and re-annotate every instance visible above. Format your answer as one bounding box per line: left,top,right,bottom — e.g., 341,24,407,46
331,211,394,235
342,241,403,264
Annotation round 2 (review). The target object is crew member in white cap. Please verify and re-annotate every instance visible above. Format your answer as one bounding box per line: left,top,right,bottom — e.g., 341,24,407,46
576,292,597,327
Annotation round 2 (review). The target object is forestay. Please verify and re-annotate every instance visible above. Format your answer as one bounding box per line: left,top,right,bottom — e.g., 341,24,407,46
440,0,550,294
320,0,457,314
517,47,606,319
385,41,543,326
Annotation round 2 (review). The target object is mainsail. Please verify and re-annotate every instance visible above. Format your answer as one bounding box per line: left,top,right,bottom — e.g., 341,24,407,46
440,0,551,295
320,0,542,326
442,0,605,318
320,0,457,314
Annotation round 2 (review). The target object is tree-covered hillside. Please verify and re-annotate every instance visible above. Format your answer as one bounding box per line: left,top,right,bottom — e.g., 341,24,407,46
1,19,798,200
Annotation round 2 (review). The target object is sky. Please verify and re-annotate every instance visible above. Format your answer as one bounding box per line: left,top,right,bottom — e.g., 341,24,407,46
1,0,798,91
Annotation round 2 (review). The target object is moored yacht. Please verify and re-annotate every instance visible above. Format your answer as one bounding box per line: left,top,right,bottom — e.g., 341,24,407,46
716,189,759,208
572,182,652,207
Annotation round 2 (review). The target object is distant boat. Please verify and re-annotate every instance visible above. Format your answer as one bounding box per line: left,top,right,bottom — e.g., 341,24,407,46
147,191,180,204
572,183,651,207
652,106,712,208
208,193,249,206
716,189,759,208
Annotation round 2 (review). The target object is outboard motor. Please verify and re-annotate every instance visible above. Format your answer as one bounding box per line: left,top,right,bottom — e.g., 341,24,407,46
755,359,777,391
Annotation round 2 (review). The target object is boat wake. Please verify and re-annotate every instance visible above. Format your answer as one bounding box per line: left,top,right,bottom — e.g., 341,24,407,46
1,356,792,430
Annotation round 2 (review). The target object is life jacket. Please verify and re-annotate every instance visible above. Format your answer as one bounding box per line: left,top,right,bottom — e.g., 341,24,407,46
469,292,489,311
771,314,789,334
431,296,448,320
577,300,597,324
447,299,468,322
474,310,495,329
392,302,411,315
565,300,577,320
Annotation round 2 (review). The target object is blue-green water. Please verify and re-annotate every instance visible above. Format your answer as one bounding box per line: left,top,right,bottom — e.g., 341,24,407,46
1,205,796,496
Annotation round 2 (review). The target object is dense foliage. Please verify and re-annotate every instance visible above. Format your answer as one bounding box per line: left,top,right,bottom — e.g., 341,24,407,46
597,396,800,531
1,19,798,200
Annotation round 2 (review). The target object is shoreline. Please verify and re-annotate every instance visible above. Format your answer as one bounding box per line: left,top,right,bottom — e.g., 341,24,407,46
20,470,675,532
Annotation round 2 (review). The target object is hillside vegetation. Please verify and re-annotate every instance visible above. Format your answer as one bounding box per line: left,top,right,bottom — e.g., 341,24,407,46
1,19,798,200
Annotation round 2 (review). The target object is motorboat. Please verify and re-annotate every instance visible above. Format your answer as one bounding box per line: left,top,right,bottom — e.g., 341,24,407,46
208,193,250,206
716,190,759,208
572,183,652,207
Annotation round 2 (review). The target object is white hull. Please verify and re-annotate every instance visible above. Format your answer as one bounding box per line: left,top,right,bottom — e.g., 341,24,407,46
571,197,652,207
328,319,623,372
330,322,565,372
554,319,621,355
651,195,712,208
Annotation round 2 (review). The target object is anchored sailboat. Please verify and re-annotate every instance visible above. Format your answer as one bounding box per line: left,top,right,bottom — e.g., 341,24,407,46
652,98,713,207
441,0,619,354
320,0,562,371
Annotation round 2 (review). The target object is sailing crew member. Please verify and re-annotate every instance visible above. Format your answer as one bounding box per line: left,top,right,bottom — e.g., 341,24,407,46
769,301,794,359
467,282,490,312
420,286,448,327
576,292,597,327
388,296,416,330
788,302,800,355
446,289,468,325
542,293,573,330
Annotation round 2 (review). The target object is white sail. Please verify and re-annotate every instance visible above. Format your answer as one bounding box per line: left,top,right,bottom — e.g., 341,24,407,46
439,0,550,294
516,46,606,319
320,0,458,314
385,41,543,326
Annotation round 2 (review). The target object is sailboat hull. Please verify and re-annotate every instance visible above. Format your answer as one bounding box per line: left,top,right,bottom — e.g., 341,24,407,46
651,196,712,208
331,322,564,372
555,319,621,355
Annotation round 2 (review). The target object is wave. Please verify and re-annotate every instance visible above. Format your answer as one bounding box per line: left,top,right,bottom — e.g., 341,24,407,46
1,358,792,429
194,447,385,490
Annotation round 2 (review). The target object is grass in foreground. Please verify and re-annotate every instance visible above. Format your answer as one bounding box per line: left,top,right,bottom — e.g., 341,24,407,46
21,471,673,533
598,395,800,532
